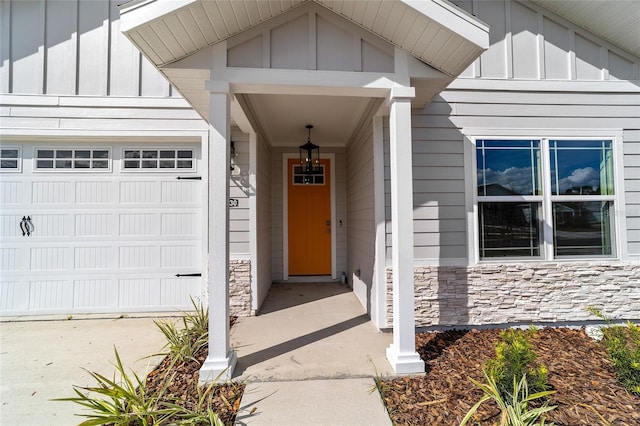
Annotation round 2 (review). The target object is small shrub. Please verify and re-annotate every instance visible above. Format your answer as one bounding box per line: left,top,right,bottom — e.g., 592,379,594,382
461,371,556,426
486,329,549,399
587,307,640,395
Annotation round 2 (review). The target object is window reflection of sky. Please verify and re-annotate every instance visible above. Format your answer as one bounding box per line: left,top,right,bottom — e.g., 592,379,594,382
477,140,539,196
550,140,612,195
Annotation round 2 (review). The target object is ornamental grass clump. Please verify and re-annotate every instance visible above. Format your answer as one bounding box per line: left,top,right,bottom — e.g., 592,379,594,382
587,307,640,395
154,297,209,363
460,371,556,426
485,328,550,400
54,347,179,426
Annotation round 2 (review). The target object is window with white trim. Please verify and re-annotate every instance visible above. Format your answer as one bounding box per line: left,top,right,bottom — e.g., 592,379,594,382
35,148,110,171
123,149,194,170
476,139,614,259
0,147,21,171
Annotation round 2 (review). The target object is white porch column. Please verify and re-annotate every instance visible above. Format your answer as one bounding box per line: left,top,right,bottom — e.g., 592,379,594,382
199,84,237,382
385,87,425,374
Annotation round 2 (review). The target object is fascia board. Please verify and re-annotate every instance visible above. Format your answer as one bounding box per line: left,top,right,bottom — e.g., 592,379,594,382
401,0,490,50
119,0,198,33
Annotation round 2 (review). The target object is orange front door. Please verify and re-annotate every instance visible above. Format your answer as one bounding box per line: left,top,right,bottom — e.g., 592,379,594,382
287,158,331,275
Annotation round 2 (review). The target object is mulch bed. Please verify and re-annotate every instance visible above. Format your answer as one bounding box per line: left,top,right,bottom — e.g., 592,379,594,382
144,317,243,426
380,328,640,425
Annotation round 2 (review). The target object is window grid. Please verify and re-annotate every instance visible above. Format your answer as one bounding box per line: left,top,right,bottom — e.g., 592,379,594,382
123,149,195,171
476,138,615,260
292,165,325,185
34,148,110,171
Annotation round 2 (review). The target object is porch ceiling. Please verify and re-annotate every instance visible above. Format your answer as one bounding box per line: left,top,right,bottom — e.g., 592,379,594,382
120,0,489,77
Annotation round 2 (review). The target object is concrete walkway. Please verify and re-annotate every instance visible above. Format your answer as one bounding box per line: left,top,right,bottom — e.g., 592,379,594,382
232,282,394,425
0,282,397,425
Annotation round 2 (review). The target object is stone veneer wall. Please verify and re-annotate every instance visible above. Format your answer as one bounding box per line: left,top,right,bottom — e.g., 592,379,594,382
386,262,640,328
229,259,253,317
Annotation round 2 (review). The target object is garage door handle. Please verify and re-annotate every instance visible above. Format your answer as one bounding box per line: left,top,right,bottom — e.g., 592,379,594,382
176,176,202,180
175,273,202,277
25,216,33,236
20,216,26,236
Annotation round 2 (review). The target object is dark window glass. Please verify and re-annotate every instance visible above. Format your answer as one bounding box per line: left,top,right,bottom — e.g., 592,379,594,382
75,150,91,159
160,150,175,158
177,150,193,158
177,160,192,169
93,160,108,169
1,159,18,168
1,149,18,158
479,202,540,258
142,150,158,159
56,150,73,158
37,160,53,168
553,201,611,256
75,160,91,168
124,160,139,169
37,150,54,159
56,160,72,168
293,175,303,184
159,160,175,168
124,150,140,159
142,160,156,168
93,150,109,159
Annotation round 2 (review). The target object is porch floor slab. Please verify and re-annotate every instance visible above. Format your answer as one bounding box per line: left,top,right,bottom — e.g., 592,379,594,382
231,282,395,381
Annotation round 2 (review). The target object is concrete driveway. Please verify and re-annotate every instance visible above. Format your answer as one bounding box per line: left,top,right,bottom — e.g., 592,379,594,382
0,315,168,425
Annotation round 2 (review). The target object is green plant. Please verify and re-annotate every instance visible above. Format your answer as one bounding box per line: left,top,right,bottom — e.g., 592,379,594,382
486,329,549,399
155,298,209,363
587,307,640,395
54,347,178,426
460,371,556,426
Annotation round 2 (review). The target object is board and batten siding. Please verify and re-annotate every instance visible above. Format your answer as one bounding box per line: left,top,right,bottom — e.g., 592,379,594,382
0,0,175,97
346,117,375,309
451,0,639,81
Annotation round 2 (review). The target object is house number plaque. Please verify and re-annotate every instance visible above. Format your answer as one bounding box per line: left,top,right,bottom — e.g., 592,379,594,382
229,199,239,207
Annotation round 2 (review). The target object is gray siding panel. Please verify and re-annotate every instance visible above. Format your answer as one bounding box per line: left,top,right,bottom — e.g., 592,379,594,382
256,133,272,309
346,120,375,308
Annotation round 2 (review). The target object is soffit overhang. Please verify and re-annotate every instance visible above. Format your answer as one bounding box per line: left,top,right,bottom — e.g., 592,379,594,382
120,0,490,78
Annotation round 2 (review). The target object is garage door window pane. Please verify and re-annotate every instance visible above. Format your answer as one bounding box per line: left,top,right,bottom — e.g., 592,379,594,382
0,148,20,170
143,151,158,159
160,160,175,168
36,149,110,171
142,160,157,168
177,160,193,168
124,160,139,169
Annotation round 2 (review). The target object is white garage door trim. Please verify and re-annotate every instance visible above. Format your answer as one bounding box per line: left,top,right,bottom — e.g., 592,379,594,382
1,140,206,316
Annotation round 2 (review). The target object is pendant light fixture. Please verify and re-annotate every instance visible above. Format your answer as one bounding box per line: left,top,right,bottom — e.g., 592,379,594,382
299,124,320,178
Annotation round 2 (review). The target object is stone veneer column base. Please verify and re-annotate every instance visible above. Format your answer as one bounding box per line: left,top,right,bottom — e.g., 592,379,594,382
229,259,253,317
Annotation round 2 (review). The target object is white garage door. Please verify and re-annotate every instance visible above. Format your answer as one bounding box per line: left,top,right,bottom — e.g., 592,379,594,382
0,142,204,315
